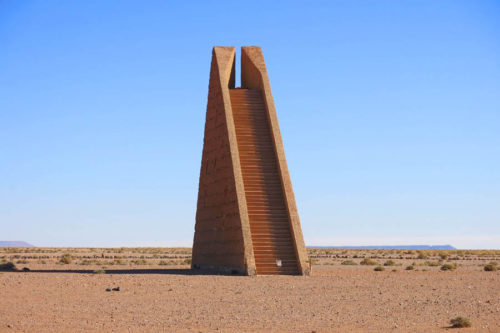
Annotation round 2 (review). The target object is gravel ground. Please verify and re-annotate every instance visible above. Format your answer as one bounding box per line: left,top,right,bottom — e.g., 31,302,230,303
1,265,499,332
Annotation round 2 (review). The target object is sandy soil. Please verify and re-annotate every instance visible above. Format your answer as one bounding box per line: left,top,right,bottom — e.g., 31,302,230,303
1,248,499,332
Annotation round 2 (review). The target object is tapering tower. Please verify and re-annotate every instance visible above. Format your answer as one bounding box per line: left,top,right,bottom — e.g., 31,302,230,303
192,46,309,275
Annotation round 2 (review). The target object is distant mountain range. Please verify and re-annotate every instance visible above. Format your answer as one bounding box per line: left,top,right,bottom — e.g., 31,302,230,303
0,241,34,247
308,245,456,250
0,242,456,250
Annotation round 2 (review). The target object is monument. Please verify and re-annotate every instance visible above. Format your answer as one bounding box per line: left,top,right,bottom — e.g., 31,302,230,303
192,46,309,275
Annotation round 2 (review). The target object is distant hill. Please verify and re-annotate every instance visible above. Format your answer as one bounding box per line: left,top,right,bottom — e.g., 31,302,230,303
0,241,34,247
308,245,456,250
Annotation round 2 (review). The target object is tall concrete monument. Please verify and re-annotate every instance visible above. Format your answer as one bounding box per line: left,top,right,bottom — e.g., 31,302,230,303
192,46,309,275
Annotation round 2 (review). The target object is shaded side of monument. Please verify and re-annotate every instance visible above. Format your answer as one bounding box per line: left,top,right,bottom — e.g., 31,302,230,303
192,46,310,276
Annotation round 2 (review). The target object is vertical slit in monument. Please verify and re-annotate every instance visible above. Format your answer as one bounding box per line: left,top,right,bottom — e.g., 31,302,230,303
235,47,241,88
229,51,235,89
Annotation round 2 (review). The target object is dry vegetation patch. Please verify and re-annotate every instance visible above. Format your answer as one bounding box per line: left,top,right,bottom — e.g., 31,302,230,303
360,258,378,266
0,247,193,270
450,316,472,328
441,263,457,271
2,247,500,274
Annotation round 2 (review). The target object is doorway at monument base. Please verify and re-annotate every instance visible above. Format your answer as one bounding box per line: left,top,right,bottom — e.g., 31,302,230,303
191,46,310,276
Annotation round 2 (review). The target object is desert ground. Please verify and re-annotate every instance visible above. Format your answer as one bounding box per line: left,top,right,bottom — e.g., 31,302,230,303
1,247,499,332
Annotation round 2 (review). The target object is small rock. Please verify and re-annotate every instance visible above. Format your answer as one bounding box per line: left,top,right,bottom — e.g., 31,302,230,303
112,286,120,291
105,288,112,292
22,267,30,272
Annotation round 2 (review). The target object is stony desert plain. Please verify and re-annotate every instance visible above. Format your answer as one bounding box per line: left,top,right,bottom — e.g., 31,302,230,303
0,247,499,332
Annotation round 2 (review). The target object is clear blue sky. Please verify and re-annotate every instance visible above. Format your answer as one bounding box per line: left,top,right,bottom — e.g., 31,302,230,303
1,1,499,248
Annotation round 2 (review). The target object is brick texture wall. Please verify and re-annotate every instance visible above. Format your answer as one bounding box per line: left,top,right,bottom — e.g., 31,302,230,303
191,47,255,274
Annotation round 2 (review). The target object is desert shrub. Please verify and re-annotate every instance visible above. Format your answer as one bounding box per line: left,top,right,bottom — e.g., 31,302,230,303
59,254,72,264
360,258,377,266
374,266,385,271
405,265,414,270
441,263,456,271
158,260,168,266
439,253,449,260
310,258,319,265
131,259,148,265
484,265,497,272
424,261,440,267
181,258,192,265
450,316,471,328
417,252,428,260
113,259,124,265
383,260,395,266
0,262,16,271
93,269,106,274
484,262,498,272
341,260,357,265
16,259,28,264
